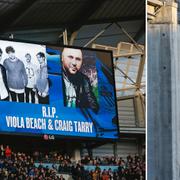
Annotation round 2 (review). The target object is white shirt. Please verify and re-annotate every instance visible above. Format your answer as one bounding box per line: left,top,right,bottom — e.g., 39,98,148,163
9,88,24,93
63,74,76,107
25,62,38,88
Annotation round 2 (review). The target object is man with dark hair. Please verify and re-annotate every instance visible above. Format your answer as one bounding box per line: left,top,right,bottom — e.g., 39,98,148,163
5,46,15,54
3,46,28,102
0,48,9,101
62,48,99,113
24,53,37,103
36,52,49,104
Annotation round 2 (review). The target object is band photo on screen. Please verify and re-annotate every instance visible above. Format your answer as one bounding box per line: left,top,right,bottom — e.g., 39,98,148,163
0,40,49,104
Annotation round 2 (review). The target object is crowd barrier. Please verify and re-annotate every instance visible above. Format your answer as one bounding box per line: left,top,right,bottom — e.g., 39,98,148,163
35,163,119,171
84,165,118,171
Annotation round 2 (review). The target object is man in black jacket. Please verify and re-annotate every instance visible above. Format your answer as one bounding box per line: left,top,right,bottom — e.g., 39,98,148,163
0,48,9,101
62,48,99,113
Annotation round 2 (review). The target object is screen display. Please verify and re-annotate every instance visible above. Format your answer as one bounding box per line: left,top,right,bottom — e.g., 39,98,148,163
0,39,119,139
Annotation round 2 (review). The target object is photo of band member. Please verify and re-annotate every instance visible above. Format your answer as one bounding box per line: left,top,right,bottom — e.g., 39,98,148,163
0,40,49,104
61,48,99,113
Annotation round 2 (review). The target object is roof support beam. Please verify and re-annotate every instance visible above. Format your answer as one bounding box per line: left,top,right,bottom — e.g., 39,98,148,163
69,31,78,46
136,54,145,89
116,22,144,52
83,23,113,47
87,16,144,25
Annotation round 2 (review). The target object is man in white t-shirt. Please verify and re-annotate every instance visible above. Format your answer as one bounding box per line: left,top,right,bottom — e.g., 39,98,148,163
36,52,49,104
24,53,38,103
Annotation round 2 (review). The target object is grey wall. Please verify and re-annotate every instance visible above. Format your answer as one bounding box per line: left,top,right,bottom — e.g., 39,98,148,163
148,24,180,180
81,139,139,159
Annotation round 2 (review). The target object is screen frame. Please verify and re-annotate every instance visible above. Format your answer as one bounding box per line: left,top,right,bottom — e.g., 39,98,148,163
0,37,120,140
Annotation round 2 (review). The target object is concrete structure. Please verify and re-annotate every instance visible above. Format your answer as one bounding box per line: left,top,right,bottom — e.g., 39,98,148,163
148,1,180,179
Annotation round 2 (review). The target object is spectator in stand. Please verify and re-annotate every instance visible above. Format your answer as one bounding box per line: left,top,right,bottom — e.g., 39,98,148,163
5,145,11,159
0,145,5,159
59,175,65,180
113,171,119,180
101,170,110,180
44,154,49,163
33,150,39,162
92,170,100,180
0,145,146,180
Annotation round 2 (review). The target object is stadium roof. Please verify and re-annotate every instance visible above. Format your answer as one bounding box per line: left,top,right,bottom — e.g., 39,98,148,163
0,0,145,45
0,0,145,98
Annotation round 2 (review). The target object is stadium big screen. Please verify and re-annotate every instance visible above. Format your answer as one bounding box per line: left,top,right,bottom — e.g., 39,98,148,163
0,39,119,139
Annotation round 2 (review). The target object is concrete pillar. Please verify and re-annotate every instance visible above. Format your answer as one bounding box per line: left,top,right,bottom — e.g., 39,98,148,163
148,2,180,179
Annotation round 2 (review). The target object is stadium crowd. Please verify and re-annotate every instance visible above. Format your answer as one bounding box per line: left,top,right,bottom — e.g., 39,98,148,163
0,144,145,180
